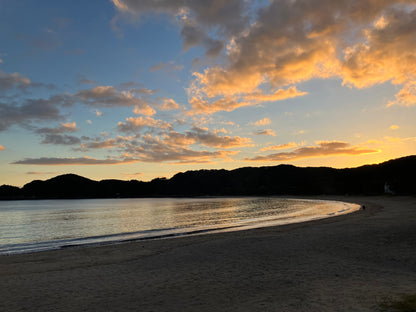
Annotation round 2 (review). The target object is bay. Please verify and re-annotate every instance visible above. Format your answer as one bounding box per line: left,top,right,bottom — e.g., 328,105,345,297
0,197,359,255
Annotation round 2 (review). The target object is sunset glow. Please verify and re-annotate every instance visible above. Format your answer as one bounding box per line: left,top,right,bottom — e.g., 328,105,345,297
1,0,416,186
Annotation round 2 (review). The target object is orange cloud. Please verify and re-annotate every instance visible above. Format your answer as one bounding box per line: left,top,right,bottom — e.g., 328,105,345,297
162,127,252,149
117,116,172,133
0,145,5,151
188,87,306,115
124,172,143,178
260,142,298,152
133,105,156,116
246,141,379,162
254,118,271,126
183,1,416,113
157,98,180,111
390,125,399,130
114,1,416,113
387,82,416,107
60,122,78,132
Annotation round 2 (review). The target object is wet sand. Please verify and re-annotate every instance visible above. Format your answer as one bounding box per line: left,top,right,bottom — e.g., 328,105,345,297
1,196,415,311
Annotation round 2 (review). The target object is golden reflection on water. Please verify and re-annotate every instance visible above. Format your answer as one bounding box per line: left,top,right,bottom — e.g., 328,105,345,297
0,197,359,254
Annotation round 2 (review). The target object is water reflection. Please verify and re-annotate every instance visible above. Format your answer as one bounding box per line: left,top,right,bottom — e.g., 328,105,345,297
0,197,360,254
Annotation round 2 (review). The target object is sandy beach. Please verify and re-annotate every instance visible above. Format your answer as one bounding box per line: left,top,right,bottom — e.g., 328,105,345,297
0,196,415,311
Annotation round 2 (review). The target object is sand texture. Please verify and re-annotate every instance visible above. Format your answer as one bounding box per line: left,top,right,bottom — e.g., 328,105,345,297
1,196,415,311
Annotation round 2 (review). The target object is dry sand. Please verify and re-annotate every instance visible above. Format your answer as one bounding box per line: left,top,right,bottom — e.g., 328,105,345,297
0,196,415,311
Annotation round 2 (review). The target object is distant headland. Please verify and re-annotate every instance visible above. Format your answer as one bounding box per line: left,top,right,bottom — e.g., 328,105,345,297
1,156,415,200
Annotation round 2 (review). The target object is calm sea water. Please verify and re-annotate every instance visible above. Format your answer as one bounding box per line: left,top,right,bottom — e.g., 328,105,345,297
0,197,359,255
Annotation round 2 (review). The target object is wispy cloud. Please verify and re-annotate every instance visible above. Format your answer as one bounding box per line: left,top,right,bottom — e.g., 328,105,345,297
254,129,276,137
12,156,138,165
260,142,298,152
246,141,379,162
150,61,184,72
77,74,97,85
26,171,57,175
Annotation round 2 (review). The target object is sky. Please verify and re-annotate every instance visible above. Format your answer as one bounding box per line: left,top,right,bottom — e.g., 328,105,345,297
1,0,416,187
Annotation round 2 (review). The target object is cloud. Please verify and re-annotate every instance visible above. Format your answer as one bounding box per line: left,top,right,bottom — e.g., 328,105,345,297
112,0,250,57
246,141,379,162
244,87,308,103
163,126,252,148
156,98,180,111
133,105,156,116
127,141,239,164
260,142,298,152
76,85,167,116
0,70,31,90
188,86,307,115
26,171,57,175
76,136,132,151
180,19,224,57
187,95,250,115
383,136,416,144
36,122,79,134
0,145,5,151
12,156,138,165
387,82,416,107
0,95,71,131
113,1,416,112
76,86,145,107
254,129,276,136
254,118,271,126
40,134,81,145
178,1,416,112
77,74,97,85
34,122,80,145
118,82,159,95
117,116,172,133
150,61,184,72
390,125,400,130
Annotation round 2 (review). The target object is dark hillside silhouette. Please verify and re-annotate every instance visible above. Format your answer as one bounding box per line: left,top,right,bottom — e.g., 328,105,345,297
1,156,415,200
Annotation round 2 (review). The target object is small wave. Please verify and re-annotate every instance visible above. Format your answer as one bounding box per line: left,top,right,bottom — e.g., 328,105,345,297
0,198,360,255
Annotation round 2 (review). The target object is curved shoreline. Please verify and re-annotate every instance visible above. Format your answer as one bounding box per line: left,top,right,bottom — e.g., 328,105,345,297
1,196,415,311
0,197,360,255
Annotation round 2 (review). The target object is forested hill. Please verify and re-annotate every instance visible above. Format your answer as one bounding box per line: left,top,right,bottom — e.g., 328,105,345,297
1,156,415,199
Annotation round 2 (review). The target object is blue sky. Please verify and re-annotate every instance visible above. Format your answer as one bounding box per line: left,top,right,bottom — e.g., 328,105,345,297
1,0,416,186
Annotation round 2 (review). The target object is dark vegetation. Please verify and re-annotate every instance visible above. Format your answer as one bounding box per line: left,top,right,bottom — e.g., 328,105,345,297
1,156,415,200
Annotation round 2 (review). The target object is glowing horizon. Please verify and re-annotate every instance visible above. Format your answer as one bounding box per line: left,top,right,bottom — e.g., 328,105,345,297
1,0,416,187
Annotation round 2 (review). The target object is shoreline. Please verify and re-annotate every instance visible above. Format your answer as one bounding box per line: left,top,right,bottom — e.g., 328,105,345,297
1,196,415,311
0,197,360,256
